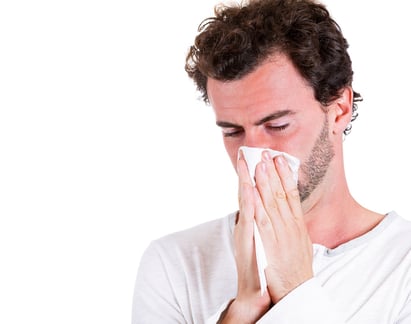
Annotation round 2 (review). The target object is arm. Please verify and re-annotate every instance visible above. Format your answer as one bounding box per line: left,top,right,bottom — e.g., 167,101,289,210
218,152,343,323
210,278,345,324
397,297,411,323
132,242,186,324
215,153,272,323
257,277,344,323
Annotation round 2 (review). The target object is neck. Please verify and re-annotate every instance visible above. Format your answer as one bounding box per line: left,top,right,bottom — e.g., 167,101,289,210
301,156,384,249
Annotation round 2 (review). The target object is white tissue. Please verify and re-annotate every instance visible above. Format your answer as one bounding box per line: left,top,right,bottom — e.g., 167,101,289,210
238,146,300,296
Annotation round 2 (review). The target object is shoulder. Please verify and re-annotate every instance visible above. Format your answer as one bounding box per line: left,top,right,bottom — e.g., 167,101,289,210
143,212,236,263
373,211,411,258
383,211,411,239
136,212,237,291
134,213,238,322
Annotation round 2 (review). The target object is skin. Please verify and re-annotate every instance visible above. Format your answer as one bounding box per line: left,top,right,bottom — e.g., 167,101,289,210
207,53,384,322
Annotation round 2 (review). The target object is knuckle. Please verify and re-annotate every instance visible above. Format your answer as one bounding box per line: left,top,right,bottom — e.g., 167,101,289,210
275,190,286,200
257,217,271,229
286,188,300,200
267,200,278,212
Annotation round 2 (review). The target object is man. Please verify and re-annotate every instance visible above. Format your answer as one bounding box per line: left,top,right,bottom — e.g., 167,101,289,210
133,0,411,323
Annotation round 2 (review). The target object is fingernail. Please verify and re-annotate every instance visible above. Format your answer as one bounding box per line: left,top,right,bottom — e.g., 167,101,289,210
261,161,267,173
276,155,286,167
238,149,244,160
262,150,271,161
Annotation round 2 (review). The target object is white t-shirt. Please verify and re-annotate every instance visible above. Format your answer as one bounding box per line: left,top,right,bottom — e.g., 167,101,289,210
132,211,411,323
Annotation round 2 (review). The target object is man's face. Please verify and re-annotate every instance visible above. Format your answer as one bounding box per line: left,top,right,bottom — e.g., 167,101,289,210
207,54,335,203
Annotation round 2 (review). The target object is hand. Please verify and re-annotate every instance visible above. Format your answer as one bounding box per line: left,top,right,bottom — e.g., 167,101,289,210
254,151,313,304
219,152,271,323
220,151,313,323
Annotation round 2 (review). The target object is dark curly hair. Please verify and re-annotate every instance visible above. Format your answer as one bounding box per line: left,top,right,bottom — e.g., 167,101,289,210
185,0,360,135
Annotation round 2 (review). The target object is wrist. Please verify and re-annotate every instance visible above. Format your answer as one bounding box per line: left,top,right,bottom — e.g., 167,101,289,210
218,298,270,324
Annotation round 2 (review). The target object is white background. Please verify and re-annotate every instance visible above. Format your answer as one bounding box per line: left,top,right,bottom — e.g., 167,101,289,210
0,1,410,323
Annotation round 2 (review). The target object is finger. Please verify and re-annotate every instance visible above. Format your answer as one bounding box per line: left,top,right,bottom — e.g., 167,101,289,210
255,151,290,226
237,149,253,186
274,155,303,220
253,187,277,244
237,183,255,232
234,210,255,270
236,150,256,263
235,183,260,292
260,152,302,224
237,151,255,227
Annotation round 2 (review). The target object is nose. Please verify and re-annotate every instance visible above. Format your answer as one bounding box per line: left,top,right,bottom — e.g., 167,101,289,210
243,131,273,149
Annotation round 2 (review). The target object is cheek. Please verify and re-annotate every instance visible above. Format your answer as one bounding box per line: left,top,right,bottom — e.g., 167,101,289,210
223,140,240,171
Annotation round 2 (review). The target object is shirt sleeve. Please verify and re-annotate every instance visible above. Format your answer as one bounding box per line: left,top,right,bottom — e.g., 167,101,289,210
257,277,345,323
206,278,345,324
396,296,411,323
205,300,232,324
132,241,186,324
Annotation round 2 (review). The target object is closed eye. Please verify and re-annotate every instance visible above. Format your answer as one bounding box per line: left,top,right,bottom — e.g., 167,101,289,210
222,128,244,137
266,123,289,132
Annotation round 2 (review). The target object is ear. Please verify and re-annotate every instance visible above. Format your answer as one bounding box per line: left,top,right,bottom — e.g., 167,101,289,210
329,87,353,135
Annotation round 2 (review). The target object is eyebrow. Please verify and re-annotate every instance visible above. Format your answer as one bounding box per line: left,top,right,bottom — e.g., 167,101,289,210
216,110,294,128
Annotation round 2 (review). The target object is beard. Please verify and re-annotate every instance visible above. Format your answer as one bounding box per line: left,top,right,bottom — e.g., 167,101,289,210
298,117,335,202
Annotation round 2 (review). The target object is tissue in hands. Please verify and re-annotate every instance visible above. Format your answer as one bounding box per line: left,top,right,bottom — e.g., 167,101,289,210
239,146,300,185
238,146,300,295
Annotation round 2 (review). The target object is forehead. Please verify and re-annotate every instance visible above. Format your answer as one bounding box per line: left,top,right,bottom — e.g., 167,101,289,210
207,54,317,120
